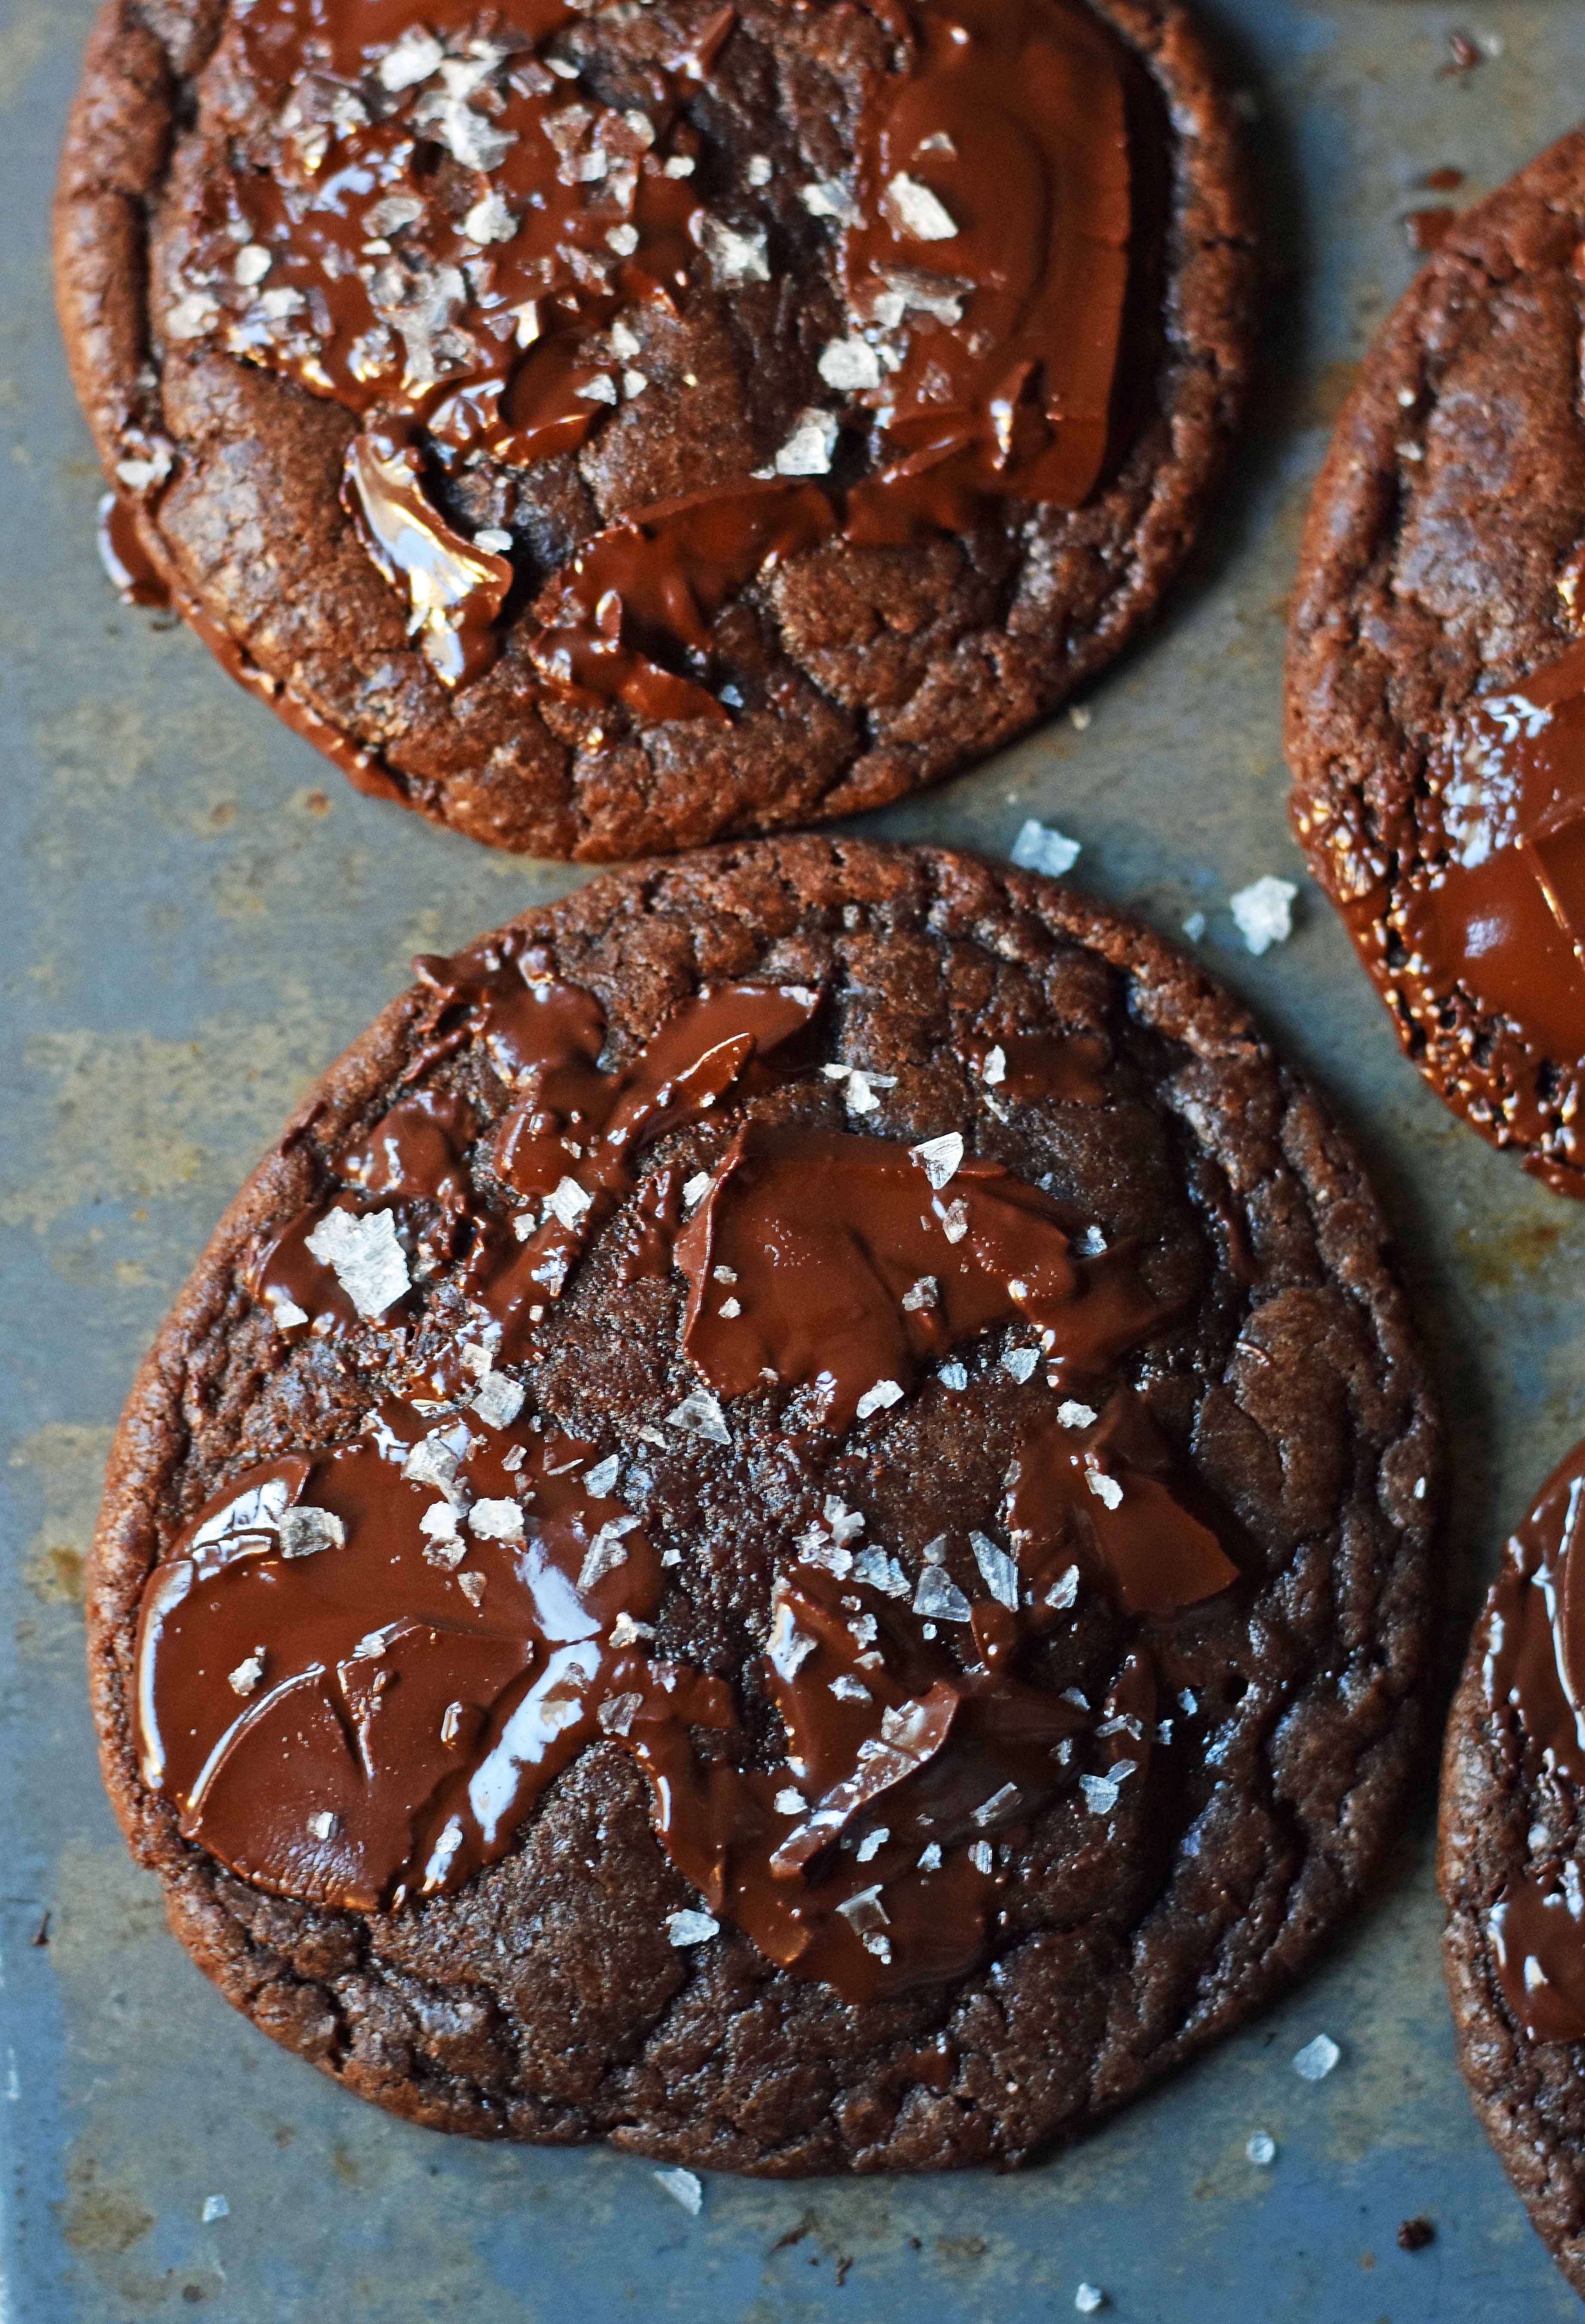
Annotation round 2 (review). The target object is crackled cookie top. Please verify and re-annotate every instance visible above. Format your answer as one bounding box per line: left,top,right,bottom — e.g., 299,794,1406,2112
90,842,1434,2170
58,2,1251,856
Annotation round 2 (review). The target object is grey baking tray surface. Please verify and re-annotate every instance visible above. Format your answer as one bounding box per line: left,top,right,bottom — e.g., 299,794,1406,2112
6,3,1585,2316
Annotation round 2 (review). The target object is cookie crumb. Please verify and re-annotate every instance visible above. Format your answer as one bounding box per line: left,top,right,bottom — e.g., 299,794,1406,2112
1397,2216,1435,2251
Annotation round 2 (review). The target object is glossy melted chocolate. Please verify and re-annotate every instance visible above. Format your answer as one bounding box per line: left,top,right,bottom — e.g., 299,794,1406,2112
1341,637,1585,1165
138,947,1242,2001
1482,1440,1585,2043
142,0,1149,707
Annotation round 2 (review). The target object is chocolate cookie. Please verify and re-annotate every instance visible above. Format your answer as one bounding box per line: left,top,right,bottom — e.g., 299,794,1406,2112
56,0,1253,861
1440,1443,1585,2297
1286,128,1585,1198
89,836,1439,2170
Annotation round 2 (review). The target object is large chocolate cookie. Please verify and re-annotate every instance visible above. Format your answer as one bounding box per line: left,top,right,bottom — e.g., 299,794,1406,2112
56,0,1252,861
1441,1443,1585,2297
90,837,1439,2171
1287,128,1585,1198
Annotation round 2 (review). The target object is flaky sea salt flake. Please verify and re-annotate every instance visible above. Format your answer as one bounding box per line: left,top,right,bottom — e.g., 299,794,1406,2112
901,1276,938,1313
462,191,518,245
277,1507,345,1560
201,2194,229,2224
800,177,858,223
1058,1400,1097,1430
165,291,219,341
1247,2132,1277,2165
818,337,882,391
1011,819,1081,877
883,174,957,240
469,1499,525,1543
855,1378,904,1421
1001,1346,1039,1384
666,1909,719,1946
546,1176,594,1229
228,1650,265,1697
306,1206,410,1318
1085,1466,1123,1512
667,1390,730,1445
775,409,840,477
1074,2289,1106,2316
911,1131,963,1190
471,1372,524,1429
1292,2033,1341,2082
695,214,770,286
914,1565,971,1623
378,26,444,88
1230,875,1298,956
971,1531,1020,1610
654,2165,703,2214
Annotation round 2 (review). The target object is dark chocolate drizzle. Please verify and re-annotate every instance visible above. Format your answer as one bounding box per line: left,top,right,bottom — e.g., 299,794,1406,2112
141,0,1148,709
138,945,1243,2002
1482,1440,1585,2044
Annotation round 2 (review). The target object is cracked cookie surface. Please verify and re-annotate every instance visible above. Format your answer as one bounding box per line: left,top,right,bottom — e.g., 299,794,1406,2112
89,837,1438,2171
56,0,1253,860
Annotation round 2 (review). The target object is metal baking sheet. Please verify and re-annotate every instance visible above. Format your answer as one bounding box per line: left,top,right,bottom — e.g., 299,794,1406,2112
6,3,1585,2315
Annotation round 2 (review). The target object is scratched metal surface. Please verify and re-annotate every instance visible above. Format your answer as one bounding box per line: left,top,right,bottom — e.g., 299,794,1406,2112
6,2,1585,2317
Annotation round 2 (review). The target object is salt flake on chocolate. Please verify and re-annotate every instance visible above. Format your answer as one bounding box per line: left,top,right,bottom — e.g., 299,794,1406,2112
970,1531,1020,1611
667,1389,730,1445
666,1909,719,1946
1058,1400,1098,1430
166,291,220,342
469,1499,525,1543
305,1208,409,1318
774,410,840,477
228,1650,265,1696
546,1175,594,1229
277,1507,345,1560
883,174,958,241
800,177,859,225
470,1372,525,1430
911,1132,963,1190
1230,875,1298,956
377,26,444,89
818,338,882,391
1011,819,1082,877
